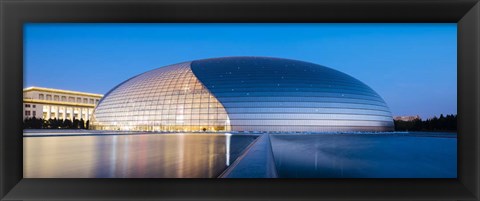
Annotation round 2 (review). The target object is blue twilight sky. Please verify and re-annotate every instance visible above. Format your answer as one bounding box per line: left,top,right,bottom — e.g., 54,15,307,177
24,23,457,119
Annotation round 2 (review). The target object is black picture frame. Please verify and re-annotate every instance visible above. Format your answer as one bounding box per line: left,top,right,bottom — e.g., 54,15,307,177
1,0,479,200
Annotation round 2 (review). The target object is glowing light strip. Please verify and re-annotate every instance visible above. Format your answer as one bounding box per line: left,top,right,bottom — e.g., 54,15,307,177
23,87,103,98
23,99,96,108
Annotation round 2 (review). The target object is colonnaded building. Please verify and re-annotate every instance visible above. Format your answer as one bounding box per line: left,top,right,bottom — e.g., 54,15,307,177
23,87,103,121
91,57,394,132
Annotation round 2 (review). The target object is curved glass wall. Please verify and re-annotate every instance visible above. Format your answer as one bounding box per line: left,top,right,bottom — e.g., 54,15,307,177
92,57,393,132
191,57,393,132
90,62,231,132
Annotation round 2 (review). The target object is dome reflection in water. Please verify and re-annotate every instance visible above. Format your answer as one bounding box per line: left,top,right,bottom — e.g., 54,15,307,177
23,134,257,178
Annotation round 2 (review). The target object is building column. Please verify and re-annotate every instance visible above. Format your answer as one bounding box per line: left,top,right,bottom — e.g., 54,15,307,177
67,107,71,120
82,108,86,120
56,106,60,119
62,107,66,120
87,108,90,121
71,107,75,120
75,107,79,120
48,105,52,120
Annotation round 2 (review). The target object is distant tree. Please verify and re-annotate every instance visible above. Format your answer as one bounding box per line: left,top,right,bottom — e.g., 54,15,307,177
47,118,56,129
59,119,65,128
54,118,60,128
394,114,457,132
72,117,79,129
63,119,72,129
42,118,49,128
86,120,90,129
34,117,43,129
79,118,85,129
23,117,30,129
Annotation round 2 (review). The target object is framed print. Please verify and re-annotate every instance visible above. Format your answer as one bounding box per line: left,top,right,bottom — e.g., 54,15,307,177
1,0,479,200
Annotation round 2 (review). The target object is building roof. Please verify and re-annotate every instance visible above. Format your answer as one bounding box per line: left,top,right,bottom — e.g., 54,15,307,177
23,86,103,98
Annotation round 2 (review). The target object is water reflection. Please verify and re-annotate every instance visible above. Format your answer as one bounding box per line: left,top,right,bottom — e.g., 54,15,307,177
24,133,258,178
270,133,457,178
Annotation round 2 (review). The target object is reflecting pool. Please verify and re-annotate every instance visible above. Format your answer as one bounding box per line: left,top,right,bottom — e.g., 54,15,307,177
24,133,258,178
24,131,457,178
270,132,457,178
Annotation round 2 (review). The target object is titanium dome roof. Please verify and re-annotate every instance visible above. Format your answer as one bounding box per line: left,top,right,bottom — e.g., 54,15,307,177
91,57,394,132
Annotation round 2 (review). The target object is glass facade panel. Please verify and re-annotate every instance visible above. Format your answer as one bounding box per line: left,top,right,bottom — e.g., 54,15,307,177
191,57,393,132
90,62,230,132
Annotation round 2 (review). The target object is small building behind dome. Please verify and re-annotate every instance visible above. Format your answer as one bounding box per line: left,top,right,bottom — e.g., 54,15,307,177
23,86,103,122
90,57,394,132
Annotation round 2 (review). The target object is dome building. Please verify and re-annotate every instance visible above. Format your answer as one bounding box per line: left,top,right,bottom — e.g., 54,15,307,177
90,57,394,132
